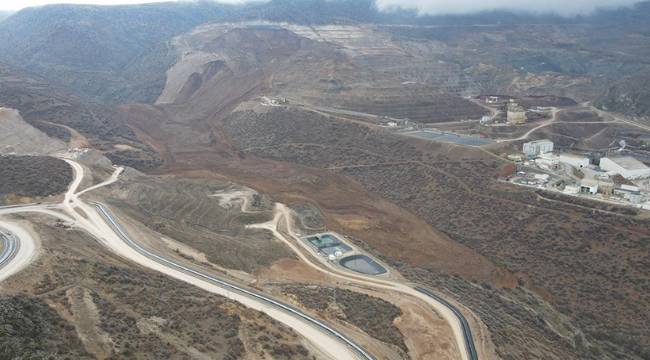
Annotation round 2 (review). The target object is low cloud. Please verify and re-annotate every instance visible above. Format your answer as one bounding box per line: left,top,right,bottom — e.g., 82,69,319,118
375,0,641,16
3,0,642,15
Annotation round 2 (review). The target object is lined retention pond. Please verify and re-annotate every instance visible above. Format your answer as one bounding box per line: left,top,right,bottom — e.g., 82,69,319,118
399,129,494,146
339,255,387,275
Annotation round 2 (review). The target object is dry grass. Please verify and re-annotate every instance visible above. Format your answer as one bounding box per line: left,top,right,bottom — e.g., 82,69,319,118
216,105,650,359
1,220,315,360
103,174,292,273
0,155,72,204
283,284,407,353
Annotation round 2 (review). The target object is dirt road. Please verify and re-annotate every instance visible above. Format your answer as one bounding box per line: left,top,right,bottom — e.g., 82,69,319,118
0,220,38,283
495,105,649,144
250,204,474,360
496,107,560,143
0,158,371,360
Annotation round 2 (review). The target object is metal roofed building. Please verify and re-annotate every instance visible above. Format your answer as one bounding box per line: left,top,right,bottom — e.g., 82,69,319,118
559,153,590,168
600,156,650,179
523,139,554,157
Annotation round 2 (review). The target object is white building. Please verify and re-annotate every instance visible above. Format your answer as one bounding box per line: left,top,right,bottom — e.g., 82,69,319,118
580,179,599,194
600,156,650,179
559,153,590,168
621,184,640,192
507,153,525,162
535,152,559,170
523,139,554,157
614,187,643,204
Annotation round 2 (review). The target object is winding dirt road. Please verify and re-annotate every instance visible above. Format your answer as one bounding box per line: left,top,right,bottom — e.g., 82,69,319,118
0,158,370,360
1,155,479,360
249,204,474,360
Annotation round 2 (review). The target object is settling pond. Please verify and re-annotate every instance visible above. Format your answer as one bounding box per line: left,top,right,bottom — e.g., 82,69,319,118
399,129,494,146
339,255,387,275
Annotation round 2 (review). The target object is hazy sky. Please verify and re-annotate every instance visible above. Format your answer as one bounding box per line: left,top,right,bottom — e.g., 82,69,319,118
0,0,641,15
376,0,640,16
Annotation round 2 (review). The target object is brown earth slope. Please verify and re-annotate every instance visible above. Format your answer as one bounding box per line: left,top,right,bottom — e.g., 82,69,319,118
3,13,650,360
0,217,320,360
219,105,650,359
124,91,650,359
0,63,161,170
112,21,650,360
155,23,487,125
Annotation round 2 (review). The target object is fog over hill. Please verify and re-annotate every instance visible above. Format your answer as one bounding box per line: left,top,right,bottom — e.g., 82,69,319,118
0,11,12,21
377,0,640,16
3,0,643,15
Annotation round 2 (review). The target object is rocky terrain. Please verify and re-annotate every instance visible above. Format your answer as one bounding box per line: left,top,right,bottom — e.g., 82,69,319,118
597,72,650,122
0,107,66,155
2,1,650,115
0,65,162,170
1,1,650,359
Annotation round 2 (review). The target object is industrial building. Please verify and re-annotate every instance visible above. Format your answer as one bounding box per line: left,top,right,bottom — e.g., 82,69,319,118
523,139,554,157
535,152,559,170
559,153,590,168
597,179,615,196
614,185,643,203
600,156,650,179
506,100,527,124
580,179,599,194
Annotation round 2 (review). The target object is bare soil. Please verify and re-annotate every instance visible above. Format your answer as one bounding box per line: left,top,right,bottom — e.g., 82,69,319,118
0,215,319,360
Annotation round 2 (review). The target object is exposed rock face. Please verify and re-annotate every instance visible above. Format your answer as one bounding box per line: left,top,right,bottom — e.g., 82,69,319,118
0,107,66,155
156,23,487,124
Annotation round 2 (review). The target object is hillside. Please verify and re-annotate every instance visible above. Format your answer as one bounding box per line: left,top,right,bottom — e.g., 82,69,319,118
597,72,650,122
0,155,72,203
0,11,11,22
2,1,650,105
0,107,66,155
1,1,650,360
0,63,161,170
120,17,650,359
0,0,390,103
0,3,239,103
0,222,318,360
